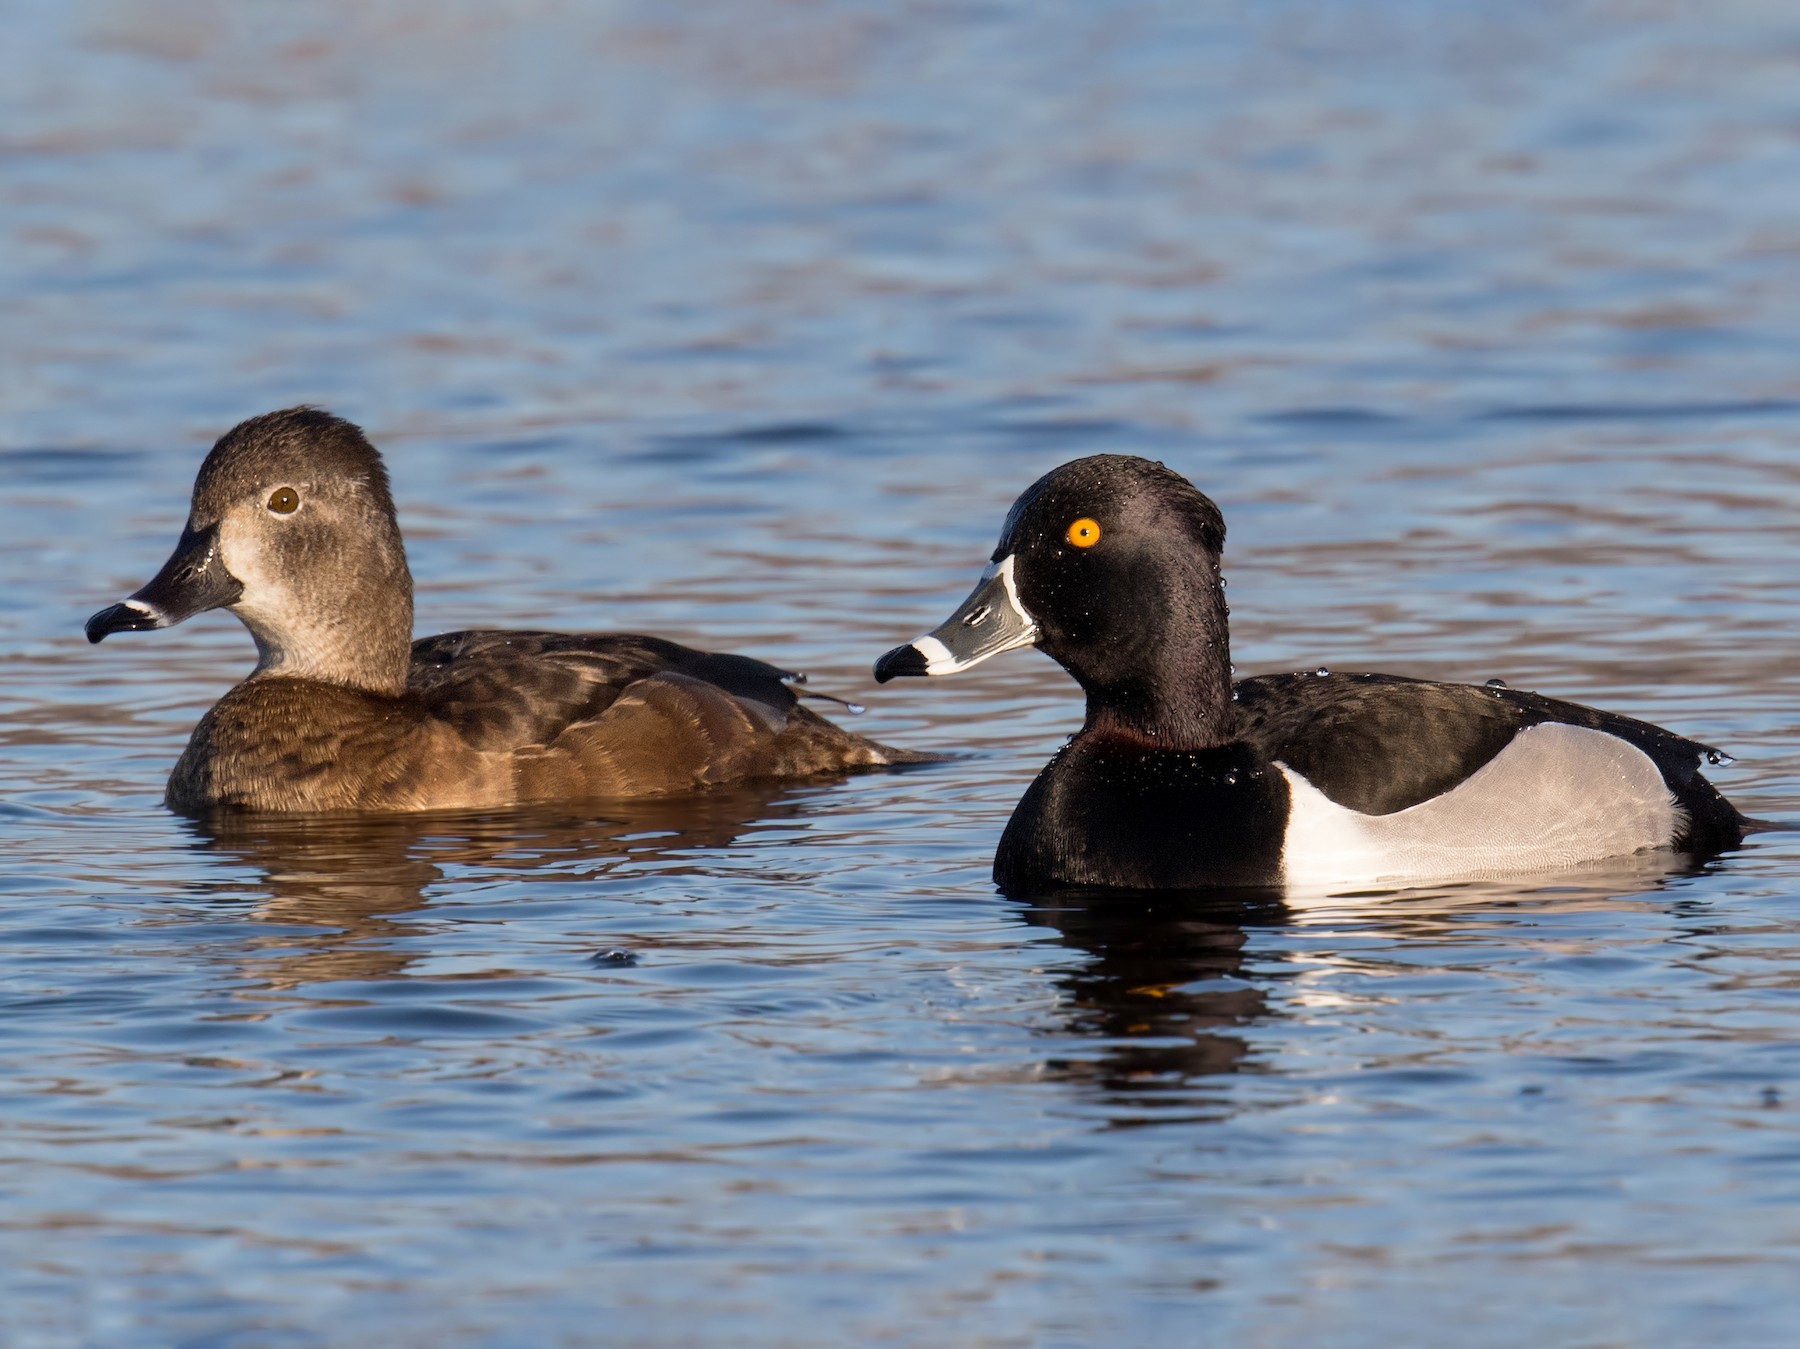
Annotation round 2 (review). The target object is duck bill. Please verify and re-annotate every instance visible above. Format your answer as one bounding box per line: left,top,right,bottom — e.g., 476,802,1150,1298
874,554,1039,682
85,521,243,644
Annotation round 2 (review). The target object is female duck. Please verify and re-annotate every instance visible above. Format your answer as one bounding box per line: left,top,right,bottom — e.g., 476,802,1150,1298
89,408,918,814
874,455,1747,892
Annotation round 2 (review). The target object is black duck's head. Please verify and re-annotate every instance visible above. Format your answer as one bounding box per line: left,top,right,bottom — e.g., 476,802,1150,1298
876,455,1236,740
86,407,415,694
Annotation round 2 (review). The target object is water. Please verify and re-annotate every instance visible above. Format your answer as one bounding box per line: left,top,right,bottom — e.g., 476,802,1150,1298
5,2,1800,1343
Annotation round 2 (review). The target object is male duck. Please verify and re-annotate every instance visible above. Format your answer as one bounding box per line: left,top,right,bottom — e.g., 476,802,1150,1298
88,408,920,814
873,455,1748,892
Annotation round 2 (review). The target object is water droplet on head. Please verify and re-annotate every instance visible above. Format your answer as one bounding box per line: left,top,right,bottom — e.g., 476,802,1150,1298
1315,667,1330,677
1485,678,1507,689
1224,769,1238,786
1230,690,1239,701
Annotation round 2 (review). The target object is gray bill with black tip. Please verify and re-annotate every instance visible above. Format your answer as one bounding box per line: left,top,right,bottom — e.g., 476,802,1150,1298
873,554,1038,683
85,521,244,644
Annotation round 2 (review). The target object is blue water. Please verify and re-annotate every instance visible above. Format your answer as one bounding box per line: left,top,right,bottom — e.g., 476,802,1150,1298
4,2,1800,1344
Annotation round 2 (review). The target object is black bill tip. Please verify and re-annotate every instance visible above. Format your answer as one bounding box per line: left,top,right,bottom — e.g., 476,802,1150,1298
85,602,162,644
873,643,929,684
85,520,242,647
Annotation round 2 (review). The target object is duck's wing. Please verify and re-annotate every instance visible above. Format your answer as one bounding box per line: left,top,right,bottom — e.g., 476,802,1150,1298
1233,672,1742,846
408,630,799,751
409,630,919,797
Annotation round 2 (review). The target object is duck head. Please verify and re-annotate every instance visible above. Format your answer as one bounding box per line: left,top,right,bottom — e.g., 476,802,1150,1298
86,408,415,695
875,455,1237,745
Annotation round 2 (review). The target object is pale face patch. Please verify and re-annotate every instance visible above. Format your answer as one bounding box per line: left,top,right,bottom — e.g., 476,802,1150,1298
1278,722,1681,896
213,502,320,677
215,506,292,609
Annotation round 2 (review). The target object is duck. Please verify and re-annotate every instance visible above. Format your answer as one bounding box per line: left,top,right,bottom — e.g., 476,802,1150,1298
87,407,924,814
873,454,1749,893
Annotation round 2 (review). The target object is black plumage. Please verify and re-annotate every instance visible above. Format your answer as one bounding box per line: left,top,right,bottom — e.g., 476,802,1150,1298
876,454,1749,893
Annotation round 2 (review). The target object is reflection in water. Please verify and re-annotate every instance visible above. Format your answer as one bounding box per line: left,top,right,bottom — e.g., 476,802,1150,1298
1013,850,1707,1125
181,782,819,988
1016,890,1287,1123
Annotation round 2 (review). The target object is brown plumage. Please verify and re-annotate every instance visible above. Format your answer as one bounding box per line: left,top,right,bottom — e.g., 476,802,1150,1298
88,408,926,815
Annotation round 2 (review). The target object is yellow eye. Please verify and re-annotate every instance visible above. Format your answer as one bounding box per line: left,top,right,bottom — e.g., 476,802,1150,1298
267,487,300,514
1066,517,1101,548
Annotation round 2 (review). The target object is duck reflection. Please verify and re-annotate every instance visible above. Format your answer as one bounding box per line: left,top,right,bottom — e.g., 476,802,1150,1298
1012,849,1711,1125
1014,888,1287,1124
181,782,817,989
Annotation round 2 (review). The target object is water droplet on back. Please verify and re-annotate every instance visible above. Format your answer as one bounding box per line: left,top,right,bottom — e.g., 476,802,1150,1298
1485,678,1507,688
1315,667,1330,677
1224,769,1238,786
1706,750,1734,766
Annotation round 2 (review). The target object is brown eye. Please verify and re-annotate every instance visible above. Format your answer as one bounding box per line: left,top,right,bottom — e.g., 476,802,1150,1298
267,487,300,515
1066,517,1101,548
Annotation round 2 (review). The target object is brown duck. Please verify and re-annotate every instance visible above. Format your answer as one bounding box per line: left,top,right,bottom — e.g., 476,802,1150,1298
87,408,925,814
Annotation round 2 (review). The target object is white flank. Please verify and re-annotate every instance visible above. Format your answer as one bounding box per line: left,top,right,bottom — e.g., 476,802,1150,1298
1279,722,1680,890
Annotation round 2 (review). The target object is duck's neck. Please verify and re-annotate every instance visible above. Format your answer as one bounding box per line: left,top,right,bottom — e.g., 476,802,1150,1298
1073,564,1236,750
240,566,414,698
1083,661,1236,748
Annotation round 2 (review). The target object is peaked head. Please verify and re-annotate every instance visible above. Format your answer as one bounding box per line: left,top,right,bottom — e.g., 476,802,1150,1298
875,455,1235,739
86,408,415,694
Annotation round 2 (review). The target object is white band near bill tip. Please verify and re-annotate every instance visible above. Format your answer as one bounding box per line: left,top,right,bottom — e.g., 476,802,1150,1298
914,634,959,675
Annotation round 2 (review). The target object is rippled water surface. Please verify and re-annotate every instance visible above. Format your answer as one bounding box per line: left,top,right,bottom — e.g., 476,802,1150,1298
5,2,1800,1344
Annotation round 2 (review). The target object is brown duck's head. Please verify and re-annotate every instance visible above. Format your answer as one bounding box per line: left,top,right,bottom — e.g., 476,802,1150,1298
86,407,416,695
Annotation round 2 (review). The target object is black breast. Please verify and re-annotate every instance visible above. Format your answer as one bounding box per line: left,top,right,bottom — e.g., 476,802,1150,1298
994,737,1291,894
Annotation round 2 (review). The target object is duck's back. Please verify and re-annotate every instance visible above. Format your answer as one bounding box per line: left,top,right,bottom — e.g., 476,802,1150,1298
410,629,906,796
409,631,801,748
1232,671,1745,853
